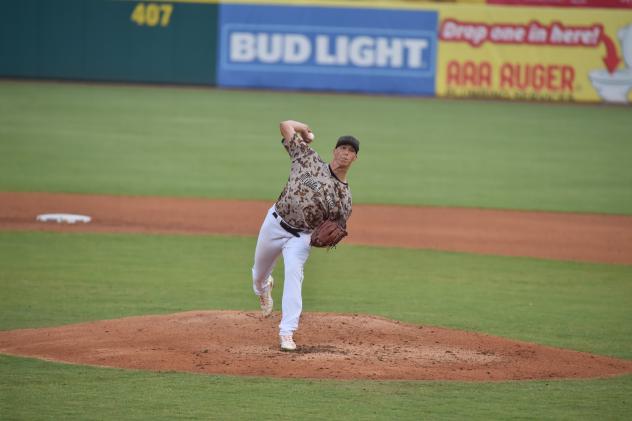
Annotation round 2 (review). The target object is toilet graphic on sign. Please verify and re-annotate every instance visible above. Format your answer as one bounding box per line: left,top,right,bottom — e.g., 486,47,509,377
589,23,632,104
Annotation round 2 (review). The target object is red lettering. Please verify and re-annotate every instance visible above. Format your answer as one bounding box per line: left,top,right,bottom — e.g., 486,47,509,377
561,66,574,91
515,64,529,90
499,62,574,93
532,64,545,91
463,61,478,86
479,62,492,87
499,63,513,89
446,61,573,93
445,60,493,88
446,60,461,86
547,65,559,91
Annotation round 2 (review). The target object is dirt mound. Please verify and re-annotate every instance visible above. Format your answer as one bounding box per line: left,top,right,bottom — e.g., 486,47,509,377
1,311,631,381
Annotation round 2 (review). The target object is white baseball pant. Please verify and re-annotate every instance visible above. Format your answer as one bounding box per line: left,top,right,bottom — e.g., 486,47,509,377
252,206,312,336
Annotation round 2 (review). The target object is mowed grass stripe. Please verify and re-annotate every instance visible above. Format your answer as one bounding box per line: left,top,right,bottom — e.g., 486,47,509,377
1,355,631,420
1,81,631,214
1,231,630,359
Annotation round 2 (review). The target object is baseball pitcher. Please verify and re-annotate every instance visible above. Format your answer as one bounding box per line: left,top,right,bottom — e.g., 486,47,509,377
251,120,360,351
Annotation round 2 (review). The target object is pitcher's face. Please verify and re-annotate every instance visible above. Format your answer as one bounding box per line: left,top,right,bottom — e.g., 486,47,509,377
333,144,357,167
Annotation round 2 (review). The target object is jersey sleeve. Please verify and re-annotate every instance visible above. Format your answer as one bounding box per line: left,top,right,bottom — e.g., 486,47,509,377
282,133,313,160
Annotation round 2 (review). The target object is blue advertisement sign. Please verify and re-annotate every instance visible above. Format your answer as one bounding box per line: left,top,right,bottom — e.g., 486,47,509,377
217,4,438,95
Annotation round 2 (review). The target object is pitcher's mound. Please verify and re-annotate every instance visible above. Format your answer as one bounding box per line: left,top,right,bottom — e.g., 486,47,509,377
1,311,631,381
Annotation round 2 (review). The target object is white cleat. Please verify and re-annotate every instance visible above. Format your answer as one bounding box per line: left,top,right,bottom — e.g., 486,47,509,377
259,276,274,317
280,335,297,351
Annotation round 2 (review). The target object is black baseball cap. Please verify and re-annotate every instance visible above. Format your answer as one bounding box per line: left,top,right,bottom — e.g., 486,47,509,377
335,135,360,154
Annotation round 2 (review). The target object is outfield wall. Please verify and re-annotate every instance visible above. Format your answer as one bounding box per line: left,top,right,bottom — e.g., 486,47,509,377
0,0,218,85
1,0,631,104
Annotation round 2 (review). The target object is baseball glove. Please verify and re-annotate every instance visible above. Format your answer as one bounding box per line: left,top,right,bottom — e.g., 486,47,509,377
310,219,348,249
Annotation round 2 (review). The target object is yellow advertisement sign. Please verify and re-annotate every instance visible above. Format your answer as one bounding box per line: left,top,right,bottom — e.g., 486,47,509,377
435,4,632,104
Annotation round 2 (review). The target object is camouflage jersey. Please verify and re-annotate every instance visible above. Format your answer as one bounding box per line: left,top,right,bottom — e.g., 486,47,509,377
275,133,352,231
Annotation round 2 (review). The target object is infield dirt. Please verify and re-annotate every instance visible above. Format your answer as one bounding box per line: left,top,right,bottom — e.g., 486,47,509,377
2,192,631,264
1,191,631,381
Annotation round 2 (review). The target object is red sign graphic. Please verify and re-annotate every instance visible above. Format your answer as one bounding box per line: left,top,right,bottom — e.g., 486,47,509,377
601,33,622,73
440,19,623,74
440,19,603,47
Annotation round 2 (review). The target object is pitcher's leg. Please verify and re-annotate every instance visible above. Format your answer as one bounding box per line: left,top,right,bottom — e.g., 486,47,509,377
278,233,311,336
252,208,286,296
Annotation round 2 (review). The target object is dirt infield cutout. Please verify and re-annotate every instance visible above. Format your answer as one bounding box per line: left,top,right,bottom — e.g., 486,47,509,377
2,192,632,264
1,311,631,381
2,192,632,380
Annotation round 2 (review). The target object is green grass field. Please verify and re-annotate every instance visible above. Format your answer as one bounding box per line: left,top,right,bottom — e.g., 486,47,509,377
1,81,631,214
1,80,631,419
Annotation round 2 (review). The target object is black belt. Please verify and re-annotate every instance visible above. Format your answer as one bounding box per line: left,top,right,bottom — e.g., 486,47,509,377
272,211,302,237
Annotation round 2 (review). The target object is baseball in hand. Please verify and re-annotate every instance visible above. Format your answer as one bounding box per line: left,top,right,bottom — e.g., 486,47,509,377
307,132,315,141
